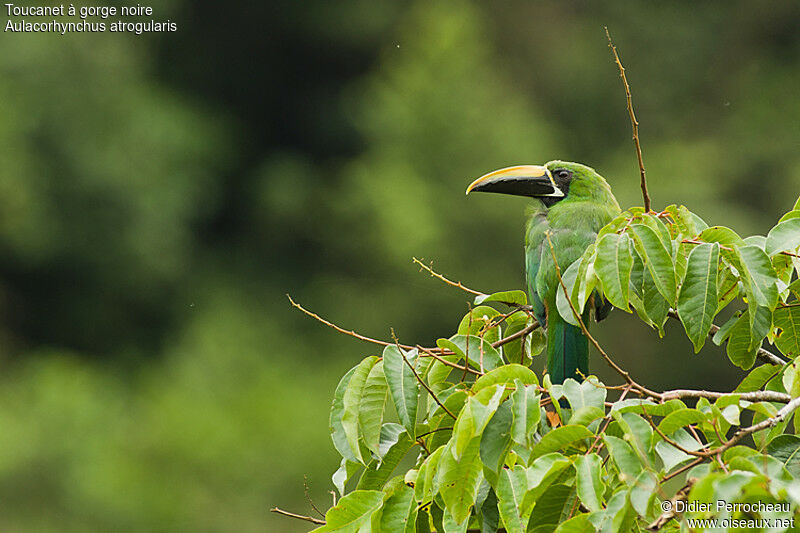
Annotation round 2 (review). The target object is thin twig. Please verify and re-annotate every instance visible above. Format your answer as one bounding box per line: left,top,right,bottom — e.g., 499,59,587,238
413,257,484,296
587,383,633,455
416,344,482,376
303,475,325,519
641,405,711,458
660,457,704,484
287,294,414,350
605,27,650,212
270,507,326,525
391,330,457,420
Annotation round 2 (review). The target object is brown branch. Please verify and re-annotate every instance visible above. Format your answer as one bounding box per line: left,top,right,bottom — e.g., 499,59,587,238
392,330,457,420
287,294,415,350
304,475,325,519
715,394,800,454
544,232,661,400
270,507,326,525
605,27,650,212
493,322,540,348
660,389,791,403
416,344,482,376
641,405,711,458
413,257,484,296
660,457,704,484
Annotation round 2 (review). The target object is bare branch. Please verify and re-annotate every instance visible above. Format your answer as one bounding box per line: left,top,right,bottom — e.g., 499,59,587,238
270,507,326,525
716,394,800,453
605,27,650,212
287,294,415,350
661,389,791,403
413,257,484,296
304,475,325,519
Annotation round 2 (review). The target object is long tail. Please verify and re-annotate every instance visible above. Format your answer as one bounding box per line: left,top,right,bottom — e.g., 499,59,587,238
546,314,589,384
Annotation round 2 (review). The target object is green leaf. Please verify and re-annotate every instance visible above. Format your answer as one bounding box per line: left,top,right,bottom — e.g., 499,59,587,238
594,233,633,310
612,413,653,469
677,242,720,352
522,453,573,511
774,305,800,358
359,360,389,455
499,311,538,363
531,425,592,460
698,225,745,247
657,408,707,435
526,483,574,531
479,489,501,533
497,466,528,533
472,364,538,393
414,446,444,502
333,458,362,496
437,437,484,524
510,380,540,447
655,428,702,472
712,313,738,345
766,434,800,477
458,305,501,345
630,224,677,304
452,385,505,459
567,406,604,427
766,218,800,256
561,377,606,412
574,453,604,512
735,364,781,393
665,205,702,237
640,264,670,335
474,290,528,307
555,258,591,326
603,435,643,484
438,335,504,372
383,345,419,438
554,513,593,533
628,471,657,518
378,478,417,533
596,489,635,532
357,424,414,490
726,307,770,369
480,400,513,481
331,366,362,463
736,245,779,309
311,490,384,533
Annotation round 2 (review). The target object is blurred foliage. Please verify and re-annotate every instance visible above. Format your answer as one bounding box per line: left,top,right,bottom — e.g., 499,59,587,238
0,0,797,531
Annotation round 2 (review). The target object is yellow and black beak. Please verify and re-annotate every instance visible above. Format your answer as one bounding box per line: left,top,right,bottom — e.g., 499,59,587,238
465,165,564,199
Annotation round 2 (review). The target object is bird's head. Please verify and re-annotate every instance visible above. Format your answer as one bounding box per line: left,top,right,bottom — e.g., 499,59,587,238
465,160,616,207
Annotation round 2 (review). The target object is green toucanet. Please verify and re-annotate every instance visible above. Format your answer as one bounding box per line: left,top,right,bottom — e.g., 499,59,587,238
466,161,621,383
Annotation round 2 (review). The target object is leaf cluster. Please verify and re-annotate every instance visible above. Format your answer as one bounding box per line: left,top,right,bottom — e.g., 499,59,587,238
306,200,800,532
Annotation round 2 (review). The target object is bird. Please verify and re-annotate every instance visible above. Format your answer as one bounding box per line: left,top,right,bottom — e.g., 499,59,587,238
466,161,621,384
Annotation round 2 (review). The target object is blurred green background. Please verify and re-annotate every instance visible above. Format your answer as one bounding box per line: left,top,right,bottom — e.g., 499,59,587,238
0,0,798,531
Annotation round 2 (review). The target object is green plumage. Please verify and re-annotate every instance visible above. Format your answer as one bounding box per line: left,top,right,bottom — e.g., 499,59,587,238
525,161,621,383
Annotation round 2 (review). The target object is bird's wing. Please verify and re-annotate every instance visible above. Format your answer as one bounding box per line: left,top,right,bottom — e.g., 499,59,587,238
525,211,549,327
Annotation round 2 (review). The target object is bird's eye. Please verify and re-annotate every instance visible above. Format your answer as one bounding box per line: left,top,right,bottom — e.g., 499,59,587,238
555,169,570,180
